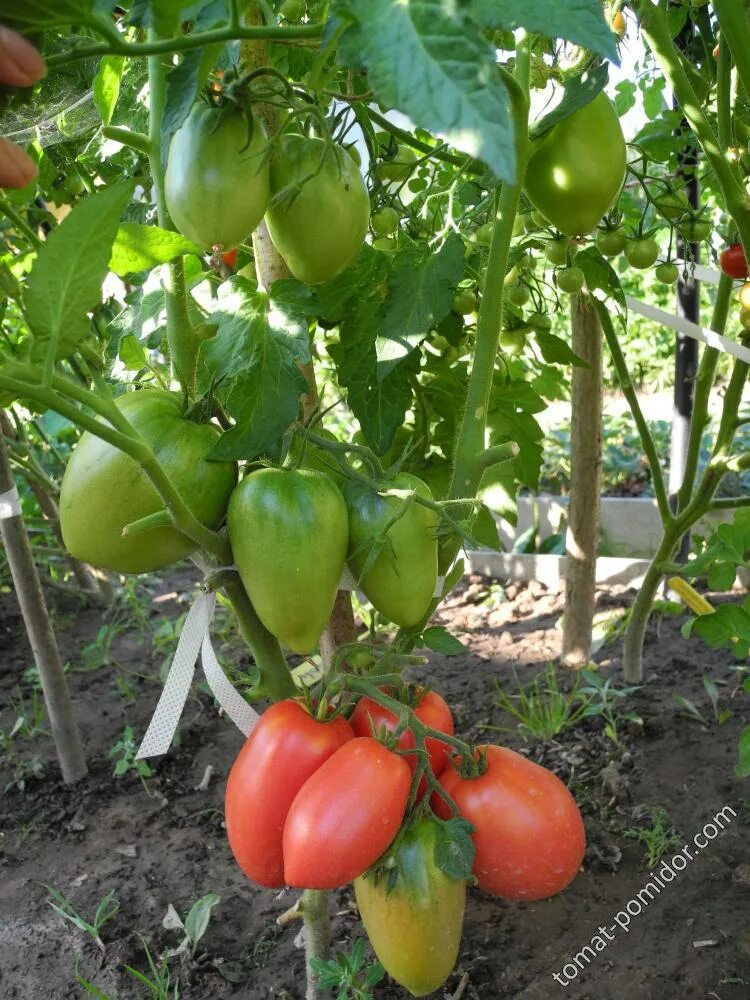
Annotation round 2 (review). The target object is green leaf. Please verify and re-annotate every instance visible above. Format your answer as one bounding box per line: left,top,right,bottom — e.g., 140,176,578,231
161,47,213,168
693,603,750,656
421,625,466,655
535,331,588,367
737,725,750,779
202,278,311,461
1,1,114,30
338,0,516,181
707,560,737,593
435,817,475,879
118,333,148,372
471,0,618,64
375,234,465,377
529,64,610,139
93,56,124,126
109,223,201,276
184,892,220,948
25,182,134,367
472,502,501,550
113,758,129,776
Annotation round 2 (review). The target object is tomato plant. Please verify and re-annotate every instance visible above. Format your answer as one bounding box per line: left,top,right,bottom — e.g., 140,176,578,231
60,391,237,574
225,700,353,887
165,104,270,250
265,134,370,284
354,817,465,997
228,468,349,654
434,745,586,900
283,737,411,889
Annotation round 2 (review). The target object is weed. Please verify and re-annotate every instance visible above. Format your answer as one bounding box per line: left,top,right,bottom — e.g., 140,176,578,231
309,938,385,1000
578,669,643,745
110,725,153,789
163,892,221,960
44,885,119,952
487,663,591,739
624,807,681,868
125,936,179,999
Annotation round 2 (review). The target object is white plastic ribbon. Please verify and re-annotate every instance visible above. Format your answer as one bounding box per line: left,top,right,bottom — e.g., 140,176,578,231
136,591,260,759
625,295,750,365
0,486,22,520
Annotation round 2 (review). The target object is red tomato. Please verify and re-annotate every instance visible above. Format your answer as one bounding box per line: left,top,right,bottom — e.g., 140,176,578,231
225,700,353,888
433,745,585,901
350,688,454,797
222,247,238,268
283,737,411,889
720,243,749,280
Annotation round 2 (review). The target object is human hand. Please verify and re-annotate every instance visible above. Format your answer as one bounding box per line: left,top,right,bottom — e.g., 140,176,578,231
0,26,46,189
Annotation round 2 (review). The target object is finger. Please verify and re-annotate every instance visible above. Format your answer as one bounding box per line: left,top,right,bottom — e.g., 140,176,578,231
0,26,46,87
0,138,37,189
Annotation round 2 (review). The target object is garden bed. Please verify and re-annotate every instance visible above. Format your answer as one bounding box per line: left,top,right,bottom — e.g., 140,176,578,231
1,570,749,1000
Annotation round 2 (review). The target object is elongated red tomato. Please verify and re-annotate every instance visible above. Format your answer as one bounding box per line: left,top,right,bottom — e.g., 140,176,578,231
433,745,585,900
283,737,411,889
350,688,454,797
225,700,353,888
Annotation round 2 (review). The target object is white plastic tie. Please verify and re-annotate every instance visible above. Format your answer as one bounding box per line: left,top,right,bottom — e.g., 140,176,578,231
0,486,22,520
136,591,259,759
625,296,750,365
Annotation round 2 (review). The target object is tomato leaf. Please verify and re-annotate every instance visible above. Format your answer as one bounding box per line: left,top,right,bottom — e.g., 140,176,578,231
118,333,148,372
421,626,466,656
25,181,134,369
1,1,112,30
692,603,750,658
93,56,124,127
530,64,610,139
534,331,589,367
201,277,311,461
434,817,475,880
470,0,619,65
337,0,516,182
109,223,201,275
375,234,465,379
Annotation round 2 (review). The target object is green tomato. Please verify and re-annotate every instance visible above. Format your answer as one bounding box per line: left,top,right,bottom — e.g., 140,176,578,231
165,104,270,250
62,172,85,196
279,0,305,19
679,216,712,242
343,473,439,627
740,306,750,330
452,288,477,315
504,264,520,287
499,329,526,355
355,818,465,998
371,206,400,237
525,92,626,236
527,312,552,332
372,236,397,251
507,284,530,307
625,237,660,269
595,228,626,257
544,237,570,266
377,145,417,183
555,266,585,294
653,189,689,221
655,261,679,284
473,221,494,245
60,390,237,574
266,134,370,284
519,254,538,272
512,214,525,237
228,468,348,655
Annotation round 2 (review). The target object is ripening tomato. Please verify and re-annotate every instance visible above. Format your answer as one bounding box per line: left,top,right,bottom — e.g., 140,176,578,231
625,237,659,270
596,228,626,257
355,818,465,997
225,701,354,887
350,688,454,796
655,262,679,284
544,237,570,266
720,244,749,279
433,745,586,900
221,248,238,269
283,737,411,889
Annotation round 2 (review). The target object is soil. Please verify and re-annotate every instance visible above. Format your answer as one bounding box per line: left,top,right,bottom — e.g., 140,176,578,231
1,569,749,1000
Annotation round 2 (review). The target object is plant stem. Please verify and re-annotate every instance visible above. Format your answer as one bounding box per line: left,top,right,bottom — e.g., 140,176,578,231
146,46,199,397
713,0,750,105
222,578,296,700
621,527,680,683
0,197,41,247
301,889,330,1000
46,21,323,68
101,125,153,155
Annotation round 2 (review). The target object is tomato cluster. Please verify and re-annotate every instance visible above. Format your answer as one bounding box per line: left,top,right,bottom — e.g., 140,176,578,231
225,689,586,995
164,104,370,284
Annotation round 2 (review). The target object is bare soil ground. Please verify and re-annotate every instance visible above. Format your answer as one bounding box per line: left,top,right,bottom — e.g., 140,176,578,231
1,570,749,1000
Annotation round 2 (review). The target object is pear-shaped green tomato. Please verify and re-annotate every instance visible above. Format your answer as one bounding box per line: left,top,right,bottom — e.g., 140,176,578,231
165,104,270,250
343,473,439,627
59,391,237,574
355,818,466,997
227,468,349,654
524,92,626,236
265,134,370,284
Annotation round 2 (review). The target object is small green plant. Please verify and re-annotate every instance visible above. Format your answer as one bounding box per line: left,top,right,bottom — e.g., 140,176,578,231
487,663,591,739
163,892,221,960
110,725,154,787
125,936,179,999
673,676,731,727
624,807,681,868
44,886,119,953
578,669,643,745
309,938,385,1000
